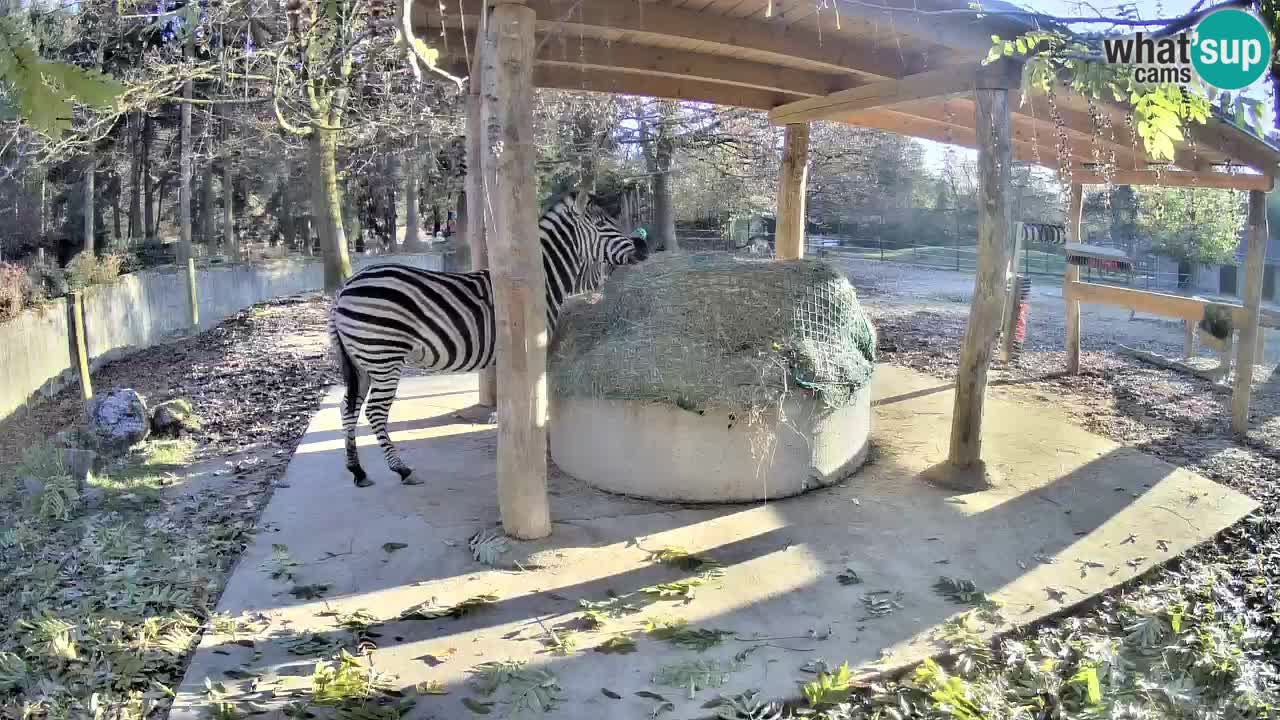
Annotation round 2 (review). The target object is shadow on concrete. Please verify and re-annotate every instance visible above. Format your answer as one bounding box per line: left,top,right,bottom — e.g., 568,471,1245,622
171,372,1253,720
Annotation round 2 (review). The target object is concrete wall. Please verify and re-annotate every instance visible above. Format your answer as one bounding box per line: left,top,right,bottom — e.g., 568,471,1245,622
0,253,443,423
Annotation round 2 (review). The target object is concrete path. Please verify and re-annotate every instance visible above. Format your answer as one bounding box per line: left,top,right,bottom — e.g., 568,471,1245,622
171,366,1255,720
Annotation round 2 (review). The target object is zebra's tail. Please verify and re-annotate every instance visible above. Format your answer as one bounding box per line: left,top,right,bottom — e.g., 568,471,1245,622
328,305,359,398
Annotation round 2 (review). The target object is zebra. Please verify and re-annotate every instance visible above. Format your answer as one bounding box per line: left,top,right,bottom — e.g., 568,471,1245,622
329,189,649,487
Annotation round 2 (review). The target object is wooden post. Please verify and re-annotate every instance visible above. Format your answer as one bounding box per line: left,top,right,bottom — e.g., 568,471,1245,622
942,85,1011,484
1232,189,1269,434
999,217,1024,363
775,123,809,260
68,291,93,401
483,1,551,540
468,30,497,409
1183,319,1196,360
1064,182,1084,374
186,257,199,327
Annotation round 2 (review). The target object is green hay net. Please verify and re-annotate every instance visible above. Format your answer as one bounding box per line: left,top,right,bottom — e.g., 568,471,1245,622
549,252,877,414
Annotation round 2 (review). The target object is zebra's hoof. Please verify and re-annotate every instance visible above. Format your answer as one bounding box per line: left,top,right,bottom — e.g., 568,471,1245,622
354,476,374,488
400,472,423,486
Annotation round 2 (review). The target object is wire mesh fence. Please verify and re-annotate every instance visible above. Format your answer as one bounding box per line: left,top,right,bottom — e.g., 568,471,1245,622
676,225,1249,300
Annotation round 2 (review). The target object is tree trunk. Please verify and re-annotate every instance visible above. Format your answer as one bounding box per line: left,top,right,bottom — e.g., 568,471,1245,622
83,151,96,256
651,159,676,251
310,127,352,292
156,177,171,239
177,33,194,264
403,137,420,251
38,173,46,240
143,114,156,242
280,170,295,250
111,175,122,244
200,165,216,245
129,112,142,242
223,162,238,261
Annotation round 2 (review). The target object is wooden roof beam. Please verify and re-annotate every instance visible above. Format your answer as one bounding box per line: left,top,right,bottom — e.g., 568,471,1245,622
768,60,1020,125
1072,169,1274,191
435,30,850,98
902,96,1145,171
415,0,929,81
833,107,1059,165
531,65,802,110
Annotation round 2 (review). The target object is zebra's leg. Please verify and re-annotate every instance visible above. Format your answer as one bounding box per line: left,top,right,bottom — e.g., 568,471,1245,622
341,365,373,487
364,365,419,485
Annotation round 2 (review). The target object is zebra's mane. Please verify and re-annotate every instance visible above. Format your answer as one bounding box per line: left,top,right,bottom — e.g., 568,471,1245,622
541,189,591,216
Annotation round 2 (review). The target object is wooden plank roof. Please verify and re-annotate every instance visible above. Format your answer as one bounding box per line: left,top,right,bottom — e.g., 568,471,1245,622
416,0,1280,187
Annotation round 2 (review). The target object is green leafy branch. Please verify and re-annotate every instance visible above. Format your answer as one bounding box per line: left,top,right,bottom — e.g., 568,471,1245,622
986,30,1237,163
0,17,122,137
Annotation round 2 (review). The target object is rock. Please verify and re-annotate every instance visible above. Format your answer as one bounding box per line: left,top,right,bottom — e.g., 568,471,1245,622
84,388,150,456
151,398,199,437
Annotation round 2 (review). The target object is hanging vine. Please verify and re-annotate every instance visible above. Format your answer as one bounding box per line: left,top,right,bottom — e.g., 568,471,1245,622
988,30,1229,165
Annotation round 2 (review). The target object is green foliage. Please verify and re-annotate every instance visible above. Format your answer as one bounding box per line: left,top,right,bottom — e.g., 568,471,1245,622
1135,186,1245,264
989,31,1220,163
0,18,121,136
802,661,854,707
652,659,739,698
310,650,391,705
467,660,564,714
399,593,498,620
648,546,724,575
643,617,733,651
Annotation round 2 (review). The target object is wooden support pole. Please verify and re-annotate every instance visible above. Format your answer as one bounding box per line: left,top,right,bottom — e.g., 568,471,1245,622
467,27,496,408
483,1,551,539
943,85,1011,483
1183,319,1196,360
775,123,809,260
999,209,1025,364
1064,183,1084,374
186,257,199,328
68,291,93,401
1232,189,1269,434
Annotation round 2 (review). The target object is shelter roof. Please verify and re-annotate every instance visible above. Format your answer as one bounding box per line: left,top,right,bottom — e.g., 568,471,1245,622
416,0,1280,188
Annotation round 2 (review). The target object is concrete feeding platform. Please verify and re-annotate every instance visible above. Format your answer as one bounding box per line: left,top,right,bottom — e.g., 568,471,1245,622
171,366,1255,720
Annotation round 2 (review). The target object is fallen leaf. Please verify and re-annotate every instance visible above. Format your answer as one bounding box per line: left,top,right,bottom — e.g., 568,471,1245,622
416,680,448,695
594,635,637,654
382,542,409,553
600,688,622,700
461,698,493,714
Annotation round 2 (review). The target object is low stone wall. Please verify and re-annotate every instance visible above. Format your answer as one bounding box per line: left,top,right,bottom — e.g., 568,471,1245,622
0,253,444,423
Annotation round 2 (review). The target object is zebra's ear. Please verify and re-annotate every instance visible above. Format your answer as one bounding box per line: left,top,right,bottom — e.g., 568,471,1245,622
573,190,589,213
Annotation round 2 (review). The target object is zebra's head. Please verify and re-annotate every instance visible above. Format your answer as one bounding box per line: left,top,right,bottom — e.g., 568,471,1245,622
565,190,649,268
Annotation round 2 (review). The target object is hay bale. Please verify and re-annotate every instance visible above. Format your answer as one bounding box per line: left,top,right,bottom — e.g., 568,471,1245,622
549,252,876,414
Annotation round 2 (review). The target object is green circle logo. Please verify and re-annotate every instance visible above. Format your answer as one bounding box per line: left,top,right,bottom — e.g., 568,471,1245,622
1192,9,1272,90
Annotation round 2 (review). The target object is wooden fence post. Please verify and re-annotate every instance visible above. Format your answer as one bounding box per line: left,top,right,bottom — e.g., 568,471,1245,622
1232,189,1269,434
483,0,551,540
939,83,1011,488
468,24,497,408
186,257,200,328
1064,182,1084,374
775,123,809,260
68,291,93,401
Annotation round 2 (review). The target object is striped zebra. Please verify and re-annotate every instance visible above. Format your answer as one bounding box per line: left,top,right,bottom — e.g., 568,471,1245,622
329,190,649,487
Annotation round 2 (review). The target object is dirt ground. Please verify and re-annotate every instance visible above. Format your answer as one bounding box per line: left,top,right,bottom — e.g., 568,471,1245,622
835,259,1280,664
4,262,1280,718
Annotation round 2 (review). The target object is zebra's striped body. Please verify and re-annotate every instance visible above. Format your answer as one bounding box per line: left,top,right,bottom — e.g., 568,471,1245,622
330,190,648,486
